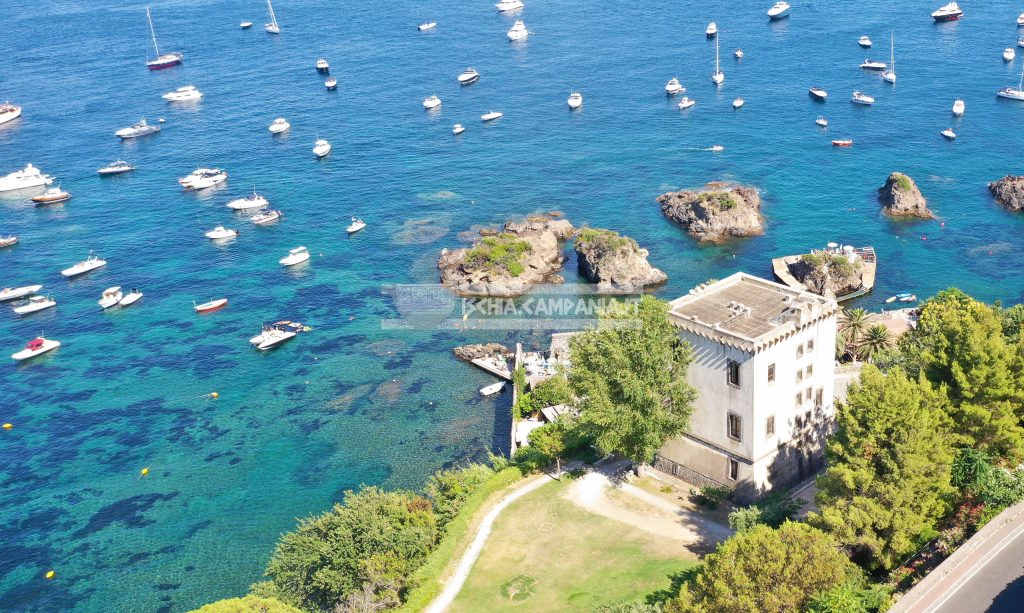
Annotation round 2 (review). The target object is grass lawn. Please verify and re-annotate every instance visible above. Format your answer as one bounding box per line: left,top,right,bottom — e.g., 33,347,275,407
448,478,698,612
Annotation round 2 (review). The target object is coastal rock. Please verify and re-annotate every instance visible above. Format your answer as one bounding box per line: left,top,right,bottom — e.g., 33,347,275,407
878,172,933,218
574,228,667,292
657,182,764,243
787,252,864,300
453,343,511,362
989,175,1024,211
438,215,575,297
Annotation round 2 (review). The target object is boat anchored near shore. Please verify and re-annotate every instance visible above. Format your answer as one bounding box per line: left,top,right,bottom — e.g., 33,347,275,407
12,336,60,362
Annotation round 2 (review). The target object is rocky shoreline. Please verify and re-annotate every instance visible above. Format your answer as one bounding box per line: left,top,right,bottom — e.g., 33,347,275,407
657,182,764,242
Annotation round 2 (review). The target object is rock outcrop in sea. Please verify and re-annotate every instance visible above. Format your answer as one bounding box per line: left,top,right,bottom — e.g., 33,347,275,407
657,182,764,242
574,228,667,292
878,172,933,218
787,251,865,300
989,175,1024,211
438,215,575,297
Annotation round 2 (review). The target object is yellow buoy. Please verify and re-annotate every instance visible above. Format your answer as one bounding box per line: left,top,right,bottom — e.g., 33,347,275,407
2,423,12,430
45,570,55,580
140,467,150,477
210,392,219,399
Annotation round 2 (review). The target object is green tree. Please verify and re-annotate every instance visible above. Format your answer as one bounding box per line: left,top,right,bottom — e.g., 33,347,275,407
668,523,855,613
188,595,303,613
511,365,528,421
812,366,956,571
264,487,438,612
858,324,892,362
807,580,891,613
569,296,696,468
727,506,763,533
424,464,495,526
529,373,574,408
840,308,871,356
950,448,993,492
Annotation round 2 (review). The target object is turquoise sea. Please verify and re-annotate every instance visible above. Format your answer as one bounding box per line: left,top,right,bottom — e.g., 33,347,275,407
2,1,1024,611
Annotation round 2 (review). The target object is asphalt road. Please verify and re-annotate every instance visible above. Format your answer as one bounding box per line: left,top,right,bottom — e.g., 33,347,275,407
934,528,1024,613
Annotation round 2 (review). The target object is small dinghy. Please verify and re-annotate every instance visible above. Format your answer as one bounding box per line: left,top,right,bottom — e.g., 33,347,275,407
832,139,854,147
119,289,144,307
251,209,283,225
205,226,238,239
194,298,228,313
313,139,332,158
809,87,828,101
423,95,442,110
279,246,310,267
885,292,916,304
941,128,957,140
325,77,338,91
98,286,123,310
732,97,744,109
240,21,253,29
481,111,503,121
677,96,696,110
480,381,505,396
0,235,18,249
418,21,437,31
347,217,366,234
816,116,829,127
452,123,465,135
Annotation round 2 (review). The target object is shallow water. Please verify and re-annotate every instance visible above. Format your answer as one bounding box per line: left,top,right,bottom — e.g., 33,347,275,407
2,1,1024,611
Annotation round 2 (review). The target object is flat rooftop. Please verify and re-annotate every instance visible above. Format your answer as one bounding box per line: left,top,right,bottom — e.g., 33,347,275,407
669,272,837,352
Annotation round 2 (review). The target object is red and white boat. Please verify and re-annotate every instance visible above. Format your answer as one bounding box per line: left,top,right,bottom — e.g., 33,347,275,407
832,139,854,147
12,336,60,361
30,187,71,204
145,7,183,70
931,2,963,22
194,298,228,313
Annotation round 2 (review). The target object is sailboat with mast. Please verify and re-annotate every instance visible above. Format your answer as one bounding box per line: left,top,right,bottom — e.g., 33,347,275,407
882,33,896,84
997,61,1024,101
265,0,280,34
145,6,183,70
711,35,724,85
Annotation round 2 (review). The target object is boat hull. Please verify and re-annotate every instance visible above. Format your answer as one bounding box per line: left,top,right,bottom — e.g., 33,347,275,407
147,55,183,70
932,13,962,22
12,340,60,361
195,299,228,313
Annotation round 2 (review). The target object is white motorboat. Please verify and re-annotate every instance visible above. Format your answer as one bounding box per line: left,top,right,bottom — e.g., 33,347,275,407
115,118,160,139
1019,38,1024,49
709,145,724,152
809,87,828,101
677,96,696,110
250,326,296,351
265,0,280,33
941,128,957,140
0,103,22,126
241,21,253,29
952,98,966,115
12,336,60,362
665,77,684,95
251,209,283,225
816,116,829,127
268,117,290,134
1006,48,1017,62
481,111,503,121
418,22,437,31
1018,12,1024,26
859,36,872,48
932,2,963,22
145,7,183,70
97,161,135,176
734,49,744,59
313,139,332,158
0,164,54,192
452,123,465,135
61,254,107,278
711,36,724,85
315,58,330,73
732,97,744,109
31,187,71,205
0,235,17,248
706,21,718,39
98,286,123,310
347,217,366,234
495,0,524,12
458,67,480,86
162,85,203,102
882,33,897,84
13,296,56,316
997,62,1024,100
0,285,43,302
279,246,310,267
860,59,887,71
180,168,228,190
194,298,228,313
767,1,791,20
567,92,583,109
851,90,875,105
325,77,338,90
423,94,442,109
508,20,529,41
205,225,238,239
119,290,143,307
480,381,505,396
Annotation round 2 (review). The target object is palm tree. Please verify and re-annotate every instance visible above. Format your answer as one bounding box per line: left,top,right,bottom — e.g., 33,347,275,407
859,324,893,362
839,307,871,359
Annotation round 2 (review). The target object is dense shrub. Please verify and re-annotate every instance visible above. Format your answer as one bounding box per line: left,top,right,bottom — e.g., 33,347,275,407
424,464,496,526
187,595,302,613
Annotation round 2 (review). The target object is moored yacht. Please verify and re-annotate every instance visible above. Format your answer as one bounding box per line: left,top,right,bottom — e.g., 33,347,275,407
98,286,123,310
941,128,957,139
250,325,296,351
809,87,828,100
507,20,529,41
268,117,290,134
119,289,144,307
495,0,524,12
0,164,54,192
816,116,829,127
279,246,310,267
0,235,17,248
226,189,268,210
733,97,744,109
145,7,183,70
325,77,338,90
0,285,43,302
205,225,238,239
677,96,696,110
423,94,442,109
265,0,280,33
180,168,228,190
240,21,253,29
932,2,963,22
452,123,465,135
13,295,56,316
952,98,966,115
97,160,135,176
315,58,330,73
194,298,228,313
347,217,367,234
997,61,1024,100
458,67,480,85
115,118,160,139
706,21,718,39
734,49,744,59
31,187,71,205
418,22,437,31
0,103,22,126
711,35,724,85
567,91,583,109
481,111,503,121
162,85,203,102
665,77,684,95
882,33,897,84
851,90,875,105
1006,47,1017,62
858,36,872,48
251,209,283,225
61,254,107,278
767,2,791,20
860,59,887,70
11,336,60,362
1018,12,1024,26
313,139,332,158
